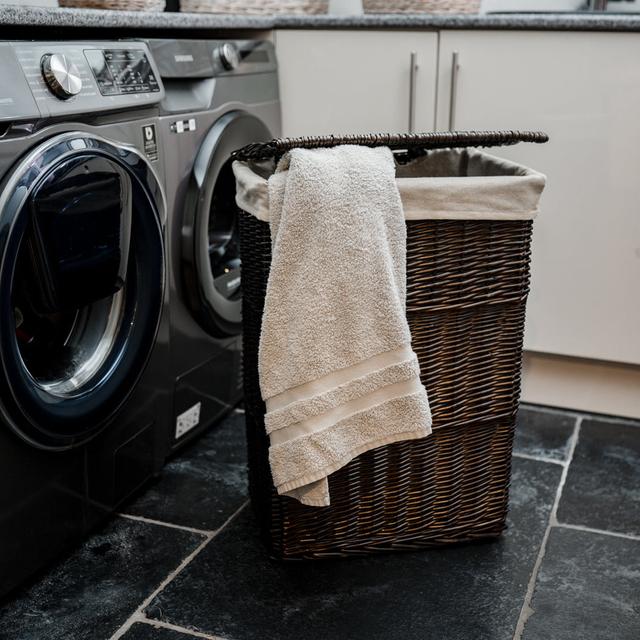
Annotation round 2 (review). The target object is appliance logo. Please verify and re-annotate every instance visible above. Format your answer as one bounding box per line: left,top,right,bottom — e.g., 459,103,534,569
142,124,158,162
174,54,194,63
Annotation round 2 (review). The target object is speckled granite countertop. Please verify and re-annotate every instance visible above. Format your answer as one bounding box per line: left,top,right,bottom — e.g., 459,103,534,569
1,4,640,32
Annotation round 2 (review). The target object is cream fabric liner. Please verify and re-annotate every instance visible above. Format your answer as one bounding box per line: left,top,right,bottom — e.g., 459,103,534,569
233,148,546,222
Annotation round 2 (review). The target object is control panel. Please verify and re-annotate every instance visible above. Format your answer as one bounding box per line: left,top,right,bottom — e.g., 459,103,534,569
147,39,277,79
85,49,160,96
0,41,164,122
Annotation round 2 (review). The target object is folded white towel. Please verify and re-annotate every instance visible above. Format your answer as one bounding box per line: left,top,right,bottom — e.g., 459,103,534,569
258,145,432,506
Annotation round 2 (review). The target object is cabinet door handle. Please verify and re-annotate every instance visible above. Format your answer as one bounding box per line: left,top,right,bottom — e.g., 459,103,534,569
448,51,460,131
408,51,418,133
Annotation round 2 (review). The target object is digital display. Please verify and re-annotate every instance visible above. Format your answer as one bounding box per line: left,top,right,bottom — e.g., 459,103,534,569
85,49,160,96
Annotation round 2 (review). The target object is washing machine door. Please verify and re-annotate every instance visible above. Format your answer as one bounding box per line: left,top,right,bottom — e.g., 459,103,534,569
182,110,271,337
0,132,165,450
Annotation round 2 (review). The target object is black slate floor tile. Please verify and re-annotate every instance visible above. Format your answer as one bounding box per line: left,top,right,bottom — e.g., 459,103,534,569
514,405,576,461
558,418,640,535
0,518,203,640
522,527,640,640
124,412,248,531
145,458,561,640
122,622,195,639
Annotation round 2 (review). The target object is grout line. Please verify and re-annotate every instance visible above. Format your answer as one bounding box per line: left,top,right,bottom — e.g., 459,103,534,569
519,402,584,420
136,617,227,640
108,534,214,640
512,452,565,467
117,512,215,536
108,501,249,640
575,413,640,428
520,402,640,428
512,415,582,640
555,522,640,542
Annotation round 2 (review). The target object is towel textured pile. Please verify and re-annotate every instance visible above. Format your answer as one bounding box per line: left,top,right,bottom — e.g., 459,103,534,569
259,145,432,507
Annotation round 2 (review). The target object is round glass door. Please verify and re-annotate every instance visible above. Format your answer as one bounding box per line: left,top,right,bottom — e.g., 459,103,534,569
0,133,165,450
208,158,242,312
182,111,271,337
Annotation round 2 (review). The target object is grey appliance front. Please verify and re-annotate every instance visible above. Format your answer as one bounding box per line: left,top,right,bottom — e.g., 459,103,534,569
149,37,281,449
0,39,171,598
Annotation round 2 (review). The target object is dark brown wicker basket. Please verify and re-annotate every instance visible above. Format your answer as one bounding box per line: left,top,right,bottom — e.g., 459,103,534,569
235,130,547,559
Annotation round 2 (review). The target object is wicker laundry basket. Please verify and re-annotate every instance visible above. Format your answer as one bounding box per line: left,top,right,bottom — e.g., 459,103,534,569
233,130,548,559
180,0,328,13
363,0,480,14
58,0,166,10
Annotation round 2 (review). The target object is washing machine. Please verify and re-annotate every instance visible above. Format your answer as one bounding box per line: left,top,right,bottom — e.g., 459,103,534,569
0,41,170,598
146,38,280,454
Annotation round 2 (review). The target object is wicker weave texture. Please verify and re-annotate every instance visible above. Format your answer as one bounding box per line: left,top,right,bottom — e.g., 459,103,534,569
59,0,166,9
239,210,533,558
363,0,480,13
180,0,328,13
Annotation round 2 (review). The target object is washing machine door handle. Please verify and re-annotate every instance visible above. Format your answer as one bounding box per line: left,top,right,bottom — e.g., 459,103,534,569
26,154,133,315
191,111,240,190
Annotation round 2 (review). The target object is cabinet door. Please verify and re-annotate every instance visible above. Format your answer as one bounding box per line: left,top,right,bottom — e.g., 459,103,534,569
275,30,438,137
437,31,640,365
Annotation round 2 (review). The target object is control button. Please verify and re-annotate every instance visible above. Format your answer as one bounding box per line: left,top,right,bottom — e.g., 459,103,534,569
216,42,240,71
41,53,82,99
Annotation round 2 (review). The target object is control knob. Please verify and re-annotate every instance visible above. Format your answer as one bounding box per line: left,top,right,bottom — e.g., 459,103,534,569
41,53,82,100
216,42,240,71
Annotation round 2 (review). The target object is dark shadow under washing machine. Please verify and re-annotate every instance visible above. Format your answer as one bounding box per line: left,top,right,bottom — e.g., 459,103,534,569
0,41,170,598
147,38,281,454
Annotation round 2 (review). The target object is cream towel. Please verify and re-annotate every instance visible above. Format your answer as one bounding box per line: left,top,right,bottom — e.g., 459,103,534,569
259,145,432,507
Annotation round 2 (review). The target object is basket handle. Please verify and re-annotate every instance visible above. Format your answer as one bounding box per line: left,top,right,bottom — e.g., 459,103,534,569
231,130,549,162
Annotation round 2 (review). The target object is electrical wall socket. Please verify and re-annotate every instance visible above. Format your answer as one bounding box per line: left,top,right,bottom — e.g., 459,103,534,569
175,402,201,439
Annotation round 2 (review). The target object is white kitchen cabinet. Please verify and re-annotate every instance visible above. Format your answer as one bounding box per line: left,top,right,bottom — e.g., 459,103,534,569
436,31,640,365
274,30,438,137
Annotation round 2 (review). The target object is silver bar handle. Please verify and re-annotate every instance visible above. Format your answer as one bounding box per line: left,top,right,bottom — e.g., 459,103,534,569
408,51,418,134
448,51,460,131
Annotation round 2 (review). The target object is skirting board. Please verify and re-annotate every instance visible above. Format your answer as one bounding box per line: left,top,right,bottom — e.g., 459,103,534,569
521,352,640,420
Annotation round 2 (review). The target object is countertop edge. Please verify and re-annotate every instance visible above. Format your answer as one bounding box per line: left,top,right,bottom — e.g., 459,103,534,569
2,5,640,32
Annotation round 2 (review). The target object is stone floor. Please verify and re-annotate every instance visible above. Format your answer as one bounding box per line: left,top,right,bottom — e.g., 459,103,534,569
1,405,639,640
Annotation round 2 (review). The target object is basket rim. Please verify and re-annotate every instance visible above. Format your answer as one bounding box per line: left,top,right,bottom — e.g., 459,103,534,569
232,147,546,223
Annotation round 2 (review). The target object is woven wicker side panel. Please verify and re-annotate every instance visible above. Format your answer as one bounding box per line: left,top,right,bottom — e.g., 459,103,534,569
58,0,166,10
239,212,532,558
363,0,480,14
180,0,328,13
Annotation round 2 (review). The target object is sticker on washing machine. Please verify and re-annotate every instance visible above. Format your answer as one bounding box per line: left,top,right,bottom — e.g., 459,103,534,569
142,124,158,162
170,118,197,134
175,402,202,439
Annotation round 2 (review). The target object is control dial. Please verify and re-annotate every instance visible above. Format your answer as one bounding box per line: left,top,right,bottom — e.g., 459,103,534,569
216,43,240,71
41,53,82,100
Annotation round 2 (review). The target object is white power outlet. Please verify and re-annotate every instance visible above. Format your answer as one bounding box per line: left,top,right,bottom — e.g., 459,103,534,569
175,402,202,439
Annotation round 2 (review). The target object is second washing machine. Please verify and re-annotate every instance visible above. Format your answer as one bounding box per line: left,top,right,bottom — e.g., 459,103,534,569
147,38,281,453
